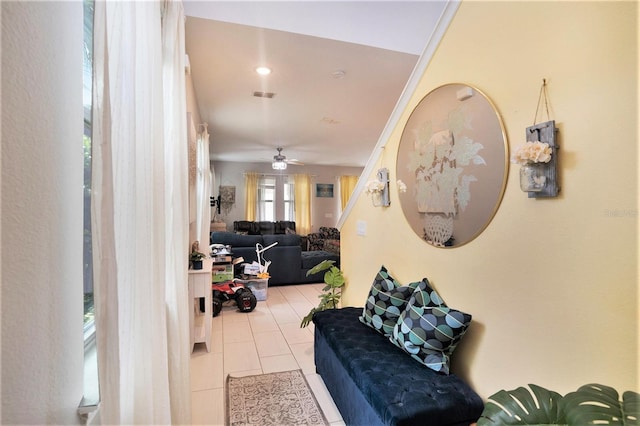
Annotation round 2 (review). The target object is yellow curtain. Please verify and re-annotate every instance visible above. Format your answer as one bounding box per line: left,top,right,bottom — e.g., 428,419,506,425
244,172,259,221
340,175,359,211
294,173,312,235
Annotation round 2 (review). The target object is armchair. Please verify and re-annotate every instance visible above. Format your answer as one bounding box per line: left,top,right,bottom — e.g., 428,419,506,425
307,227,340,255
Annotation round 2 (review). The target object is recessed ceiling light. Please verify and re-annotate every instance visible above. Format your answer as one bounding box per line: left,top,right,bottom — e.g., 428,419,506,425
253,91,275,98
255,66,272,76
331,70,346,79
321,117,340,124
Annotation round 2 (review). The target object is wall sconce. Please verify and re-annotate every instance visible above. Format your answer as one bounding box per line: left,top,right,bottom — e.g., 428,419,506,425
512,120,559,198
210,186,236,216
210,195,221,215
365,168,390,207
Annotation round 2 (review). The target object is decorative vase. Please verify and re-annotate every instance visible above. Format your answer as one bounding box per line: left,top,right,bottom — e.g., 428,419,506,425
424,214,454,247
192,260,203,270
520,162,547,192
371,192,383,207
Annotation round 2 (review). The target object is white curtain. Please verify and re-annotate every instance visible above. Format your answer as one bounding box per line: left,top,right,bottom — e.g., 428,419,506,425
196,124,211,250
92,1,191,424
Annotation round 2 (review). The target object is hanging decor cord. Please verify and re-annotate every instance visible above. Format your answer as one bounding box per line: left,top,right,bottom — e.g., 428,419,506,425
533,78,551,125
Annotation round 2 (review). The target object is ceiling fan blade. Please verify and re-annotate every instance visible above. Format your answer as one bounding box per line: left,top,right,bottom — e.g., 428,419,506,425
286,159,304,165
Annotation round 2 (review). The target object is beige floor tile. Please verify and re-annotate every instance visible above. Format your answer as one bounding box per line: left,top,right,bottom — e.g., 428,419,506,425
279,322,314,345
279,285,306,302
223,341,261,375
269,303,301,325
265,292,287,307
210,317,224,354
221,306,251,323
253,330,291,357
222,320,254,344
289,341,316,375
190,350,224,391
298,284,324,302
288,300,316,320
260,354,300,373
248,311,280,334
191,388,224,426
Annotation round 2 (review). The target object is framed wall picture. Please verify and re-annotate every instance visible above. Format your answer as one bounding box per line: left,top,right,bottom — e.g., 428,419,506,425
316,183,334,198
219,186,236,204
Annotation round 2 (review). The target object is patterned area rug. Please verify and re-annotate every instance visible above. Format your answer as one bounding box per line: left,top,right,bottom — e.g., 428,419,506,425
226,369,329,426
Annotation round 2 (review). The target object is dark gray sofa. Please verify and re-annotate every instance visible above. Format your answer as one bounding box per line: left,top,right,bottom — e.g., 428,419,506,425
210,231,339,286
313,307,484,426
232,220,296,235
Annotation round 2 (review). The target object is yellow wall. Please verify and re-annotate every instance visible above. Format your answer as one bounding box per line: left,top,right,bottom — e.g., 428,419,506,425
341,0,638,398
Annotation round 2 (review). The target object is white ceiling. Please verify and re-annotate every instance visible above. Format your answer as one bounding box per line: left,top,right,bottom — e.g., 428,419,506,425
183,1,449,167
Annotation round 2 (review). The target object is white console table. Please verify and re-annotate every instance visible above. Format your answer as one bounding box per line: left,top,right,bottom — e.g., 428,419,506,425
188,259,213,352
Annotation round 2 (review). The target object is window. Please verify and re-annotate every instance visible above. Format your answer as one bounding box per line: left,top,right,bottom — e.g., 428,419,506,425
82,0,99,406
257,177,276,221
284,179,295,221
256,175,295,221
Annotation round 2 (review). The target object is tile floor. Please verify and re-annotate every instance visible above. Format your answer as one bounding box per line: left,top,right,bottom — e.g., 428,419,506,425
190,283,345,426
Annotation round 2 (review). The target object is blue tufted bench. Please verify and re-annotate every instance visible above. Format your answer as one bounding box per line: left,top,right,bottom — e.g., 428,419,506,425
313,307,484,426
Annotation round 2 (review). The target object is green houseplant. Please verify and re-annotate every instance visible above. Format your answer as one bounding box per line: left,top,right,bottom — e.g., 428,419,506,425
300,260,345,328
189,250,206,270
477,383,640,425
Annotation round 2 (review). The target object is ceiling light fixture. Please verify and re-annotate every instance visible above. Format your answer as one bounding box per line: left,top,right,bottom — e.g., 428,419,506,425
272,147,288,170
272,160,287,170
255,66,272,76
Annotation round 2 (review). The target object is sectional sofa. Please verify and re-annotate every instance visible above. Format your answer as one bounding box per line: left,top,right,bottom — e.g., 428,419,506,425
232,220,295,235
210,231,339,286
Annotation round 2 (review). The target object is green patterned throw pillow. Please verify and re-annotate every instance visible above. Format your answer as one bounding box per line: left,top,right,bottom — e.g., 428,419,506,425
390,288,471,375
359,266,443,337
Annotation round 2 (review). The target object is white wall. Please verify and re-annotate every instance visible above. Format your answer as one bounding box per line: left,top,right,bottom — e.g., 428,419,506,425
1,2,84,424
212,161,363,232
341,0,638,398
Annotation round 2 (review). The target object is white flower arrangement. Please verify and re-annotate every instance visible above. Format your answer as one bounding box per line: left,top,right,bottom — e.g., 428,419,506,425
365,179,385,194
396,179,407,193
511,140,552,165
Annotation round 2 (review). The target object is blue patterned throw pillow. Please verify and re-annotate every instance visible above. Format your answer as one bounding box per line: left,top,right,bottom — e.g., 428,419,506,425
390,287,471,375
359,266,443,337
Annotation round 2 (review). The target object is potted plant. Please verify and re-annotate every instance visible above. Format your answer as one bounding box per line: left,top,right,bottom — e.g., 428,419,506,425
477,383,639,425
189,250,206,270
300,260,345,327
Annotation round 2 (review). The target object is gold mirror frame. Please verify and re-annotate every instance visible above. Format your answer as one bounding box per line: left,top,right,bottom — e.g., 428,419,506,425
396,83,509,248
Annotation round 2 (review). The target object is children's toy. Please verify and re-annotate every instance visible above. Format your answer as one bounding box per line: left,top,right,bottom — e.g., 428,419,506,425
211,281,257,316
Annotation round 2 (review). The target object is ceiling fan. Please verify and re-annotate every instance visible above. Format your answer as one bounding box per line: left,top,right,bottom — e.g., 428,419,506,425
272,147,303,170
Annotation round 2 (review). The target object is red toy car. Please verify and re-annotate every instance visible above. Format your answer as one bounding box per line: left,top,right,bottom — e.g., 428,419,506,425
211,281,257,316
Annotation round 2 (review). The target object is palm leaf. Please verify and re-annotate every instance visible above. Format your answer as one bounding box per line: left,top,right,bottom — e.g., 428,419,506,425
324,267,345,288
623,391,640,426
563,384,640,425
477,384,565,425
306,259,335,276
300,260,345,328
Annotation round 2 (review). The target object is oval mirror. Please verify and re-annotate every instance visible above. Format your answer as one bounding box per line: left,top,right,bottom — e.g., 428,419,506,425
396,83,508,248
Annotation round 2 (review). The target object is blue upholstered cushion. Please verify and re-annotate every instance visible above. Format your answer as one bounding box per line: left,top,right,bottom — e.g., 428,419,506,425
211,231,263,248
300,250,339,269
262,233,301,247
